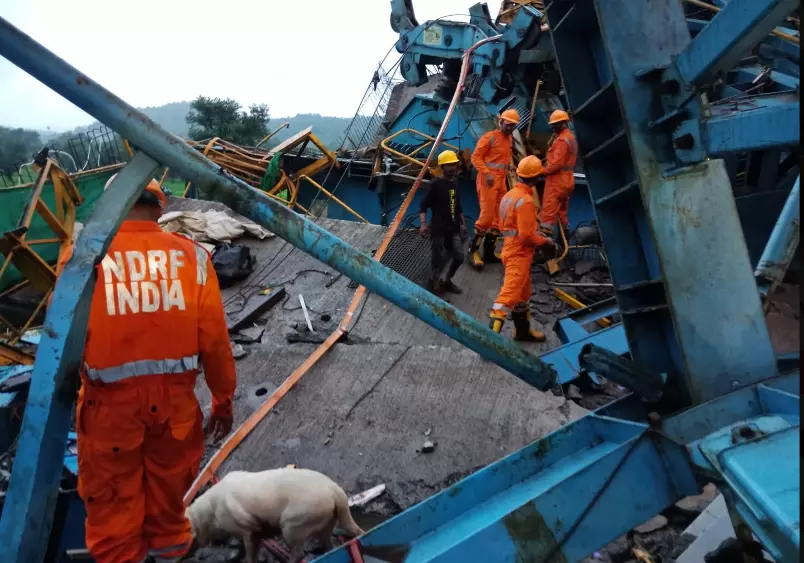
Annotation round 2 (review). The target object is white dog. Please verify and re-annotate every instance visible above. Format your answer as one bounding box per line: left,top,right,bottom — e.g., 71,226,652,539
186,468,365,563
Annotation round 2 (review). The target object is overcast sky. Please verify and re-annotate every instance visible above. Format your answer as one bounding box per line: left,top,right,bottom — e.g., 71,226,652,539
0,0,503,131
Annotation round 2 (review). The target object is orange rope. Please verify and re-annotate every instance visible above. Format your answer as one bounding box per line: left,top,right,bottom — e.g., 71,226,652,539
183,33,503,505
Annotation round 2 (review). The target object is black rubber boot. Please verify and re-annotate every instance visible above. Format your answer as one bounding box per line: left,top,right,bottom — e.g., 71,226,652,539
511,305,545,342
483,230,502,263
440,279,463,294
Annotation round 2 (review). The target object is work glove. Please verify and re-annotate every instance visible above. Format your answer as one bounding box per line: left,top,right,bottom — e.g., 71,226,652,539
485,173,495,187
460,224,468,239
206,413,233,443
419,224,429,238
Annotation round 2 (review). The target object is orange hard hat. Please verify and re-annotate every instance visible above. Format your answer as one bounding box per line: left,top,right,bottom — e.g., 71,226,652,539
499,109,521,124
516,155,544,178
548,109,570,125
104,174,167,208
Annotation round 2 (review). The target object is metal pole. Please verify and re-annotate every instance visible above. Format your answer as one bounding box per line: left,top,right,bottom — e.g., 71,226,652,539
755,175,800,293
0,17,557,391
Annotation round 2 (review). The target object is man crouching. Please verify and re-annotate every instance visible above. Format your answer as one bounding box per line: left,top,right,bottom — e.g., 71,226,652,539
186,468,364,563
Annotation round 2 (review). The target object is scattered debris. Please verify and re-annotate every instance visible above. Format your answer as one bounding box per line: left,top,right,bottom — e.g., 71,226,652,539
632,546,655,562
230,324,266,344
573,260,596,276
159,209,273,243
424,428,432,436
348,484,387,508
635,514,668,534
566,384,583,401
420,440,436,454
324,438,331,446
675,482,718,515
231,343,247,360
298,294,315,333
548,281,613,288
226,287,286,332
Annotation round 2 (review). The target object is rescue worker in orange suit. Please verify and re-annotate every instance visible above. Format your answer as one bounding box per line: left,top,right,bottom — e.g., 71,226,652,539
489,156,557,340
55,175,236,563
469,108,520,269
540,110,578,239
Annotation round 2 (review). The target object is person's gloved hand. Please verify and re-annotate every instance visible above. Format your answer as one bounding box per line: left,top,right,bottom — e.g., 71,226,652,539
485,173,495,187
206,413,233,443
419,223,429,238
460,224,468,239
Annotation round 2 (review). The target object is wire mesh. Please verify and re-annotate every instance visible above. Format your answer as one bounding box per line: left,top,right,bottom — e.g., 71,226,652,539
0,125,129,188
348,214,433,289
338,61,405,152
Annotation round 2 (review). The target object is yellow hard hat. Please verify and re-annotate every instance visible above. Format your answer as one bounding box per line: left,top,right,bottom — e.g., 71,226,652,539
516,155,544,178
437,150,460,166
499,109,521,124
548,109,570,125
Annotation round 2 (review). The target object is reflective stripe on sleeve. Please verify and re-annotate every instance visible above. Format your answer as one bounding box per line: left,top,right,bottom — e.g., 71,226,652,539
195,245,208,286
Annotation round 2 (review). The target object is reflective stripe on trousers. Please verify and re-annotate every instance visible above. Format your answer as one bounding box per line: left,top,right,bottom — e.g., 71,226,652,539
492,303,511,313
501,230,518,237
85,355,199,383
485,162,507,170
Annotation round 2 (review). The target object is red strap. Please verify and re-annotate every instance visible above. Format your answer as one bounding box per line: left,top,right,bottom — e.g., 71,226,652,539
347,539,365,563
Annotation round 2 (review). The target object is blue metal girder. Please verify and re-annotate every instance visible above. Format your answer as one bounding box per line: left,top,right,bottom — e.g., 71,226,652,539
661,374,801,562
755,175,800,289
0,154,160,562
674,0,800,86
314,414,698,562
542,323,628,385
547,0,779,408
702,94,800,156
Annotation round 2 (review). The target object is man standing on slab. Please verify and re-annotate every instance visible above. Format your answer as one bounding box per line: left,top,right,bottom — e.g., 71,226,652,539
420,150,468,294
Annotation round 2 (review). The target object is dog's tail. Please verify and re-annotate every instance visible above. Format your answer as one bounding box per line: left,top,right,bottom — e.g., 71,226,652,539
333,487,365,537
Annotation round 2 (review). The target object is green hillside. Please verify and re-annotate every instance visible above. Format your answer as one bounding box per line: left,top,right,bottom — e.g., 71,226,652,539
77,103,351,150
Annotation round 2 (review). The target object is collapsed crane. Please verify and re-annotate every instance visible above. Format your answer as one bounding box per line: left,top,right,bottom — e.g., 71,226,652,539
0,0,799,561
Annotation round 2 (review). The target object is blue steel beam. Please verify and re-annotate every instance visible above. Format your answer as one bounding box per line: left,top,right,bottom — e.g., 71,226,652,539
755,176,800,290
592,0,779,404
0,17,558,393
0,154,160,563
675,0,800,86
703,95,800,155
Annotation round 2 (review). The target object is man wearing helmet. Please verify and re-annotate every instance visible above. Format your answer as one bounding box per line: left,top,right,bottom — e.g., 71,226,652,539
540,109,578,239
468,108,520,270
489,155,557,341
420,150,467,294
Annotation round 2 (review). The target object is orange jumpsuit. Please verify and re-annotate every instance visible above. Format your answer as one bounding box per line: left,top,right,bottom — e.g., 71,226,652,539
471,129,513,234
492,182,553,313
540,128,578,233
57,220,236,563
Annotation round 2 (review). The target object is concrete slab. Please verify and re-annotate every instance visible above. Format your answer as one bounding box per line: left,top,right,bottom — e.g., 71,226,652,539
676,496,736,563
201,342,586,509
